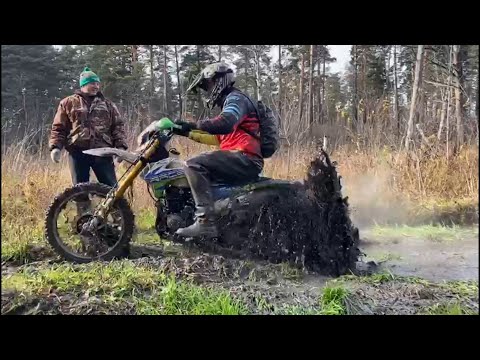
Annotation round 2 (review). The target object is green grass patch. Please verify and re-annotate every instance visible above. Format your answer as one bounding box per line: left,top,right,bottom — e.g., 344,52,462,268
370,224,478,242
136,275,247,315
340,272,478,296
1,223,46,263
2,261,164,296
135,230,162,245
438,280,479,298
340,271,397,285
134,210,165,246
136,210,156,231
319,286,349,315
421,302,477,315
2,260,247,315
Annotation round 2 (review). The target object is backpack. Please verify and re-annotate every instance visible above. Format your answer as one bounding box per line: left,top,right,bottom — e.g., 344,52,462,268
254,100,280,158
234,91,280,158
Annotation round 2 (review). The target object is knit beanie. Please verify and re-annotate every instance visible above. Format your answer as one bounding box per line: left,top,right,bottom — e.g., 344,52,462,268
79,67,101,87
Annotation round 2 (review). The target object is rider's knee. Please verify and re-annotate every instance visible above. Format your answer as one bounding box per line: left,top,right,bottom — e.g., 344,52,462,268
185,157,197,169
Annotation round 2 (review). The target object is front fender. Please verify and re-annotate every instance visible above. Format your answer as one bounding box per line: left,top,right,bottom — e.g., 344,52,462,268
83,147,138,164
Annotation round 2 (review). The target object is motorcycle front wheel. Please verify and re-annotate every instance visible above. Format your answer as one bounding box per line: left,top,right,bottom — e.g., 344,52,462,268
44,182,134,263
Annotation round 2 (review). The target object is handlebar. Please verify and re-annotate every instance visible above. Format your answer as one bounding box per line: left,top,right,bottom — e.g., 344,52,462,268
138,117,205,148
155,117,182,132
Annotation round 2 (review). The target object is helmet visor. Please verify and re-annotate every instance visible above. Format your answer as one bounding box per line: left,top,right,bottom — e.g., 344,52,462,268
187,72,209,94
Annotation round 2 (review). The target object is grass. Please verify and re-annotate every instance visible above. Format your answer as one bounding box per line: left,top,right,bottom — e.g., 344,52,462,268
1,223,49,263
3,257,478,315
438,280,479,299
408,198,479,226
319,286,349,315
279,306,321,315
340,271,397,285
251,294,275,313
135,229,162,246
3,261,163,296
136,209,156,232
369,223,478,242
340,271,478,296
136,276,247,315
279,262,303,280
2,261,247,315
340,270,431,287
256,285,351,315
421,302,477,315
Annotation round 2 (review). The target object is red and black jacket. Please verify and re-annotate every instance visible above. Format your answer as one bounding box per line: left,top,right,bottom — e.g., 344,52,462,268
197,88,261,159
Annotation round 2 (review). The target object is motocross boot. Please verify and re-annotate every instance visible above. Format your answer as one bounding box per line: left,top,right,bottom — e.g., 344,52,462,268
175,206,219,238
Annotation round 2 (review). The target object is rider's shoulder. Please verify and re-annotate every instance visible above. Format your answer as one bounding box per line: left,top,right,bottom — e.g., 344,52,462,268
225,89,250,104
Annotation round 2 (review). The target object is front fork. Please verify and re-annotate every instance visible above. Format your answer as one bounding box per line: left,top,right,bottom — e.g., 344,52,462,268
94,138,161,221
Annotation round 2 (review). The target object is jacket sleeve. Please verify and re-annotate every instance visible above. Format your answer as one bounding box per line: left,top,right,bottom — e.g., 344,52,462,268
197,93,250,135
109,102,128,149
188,130,220,146
49,99,70,151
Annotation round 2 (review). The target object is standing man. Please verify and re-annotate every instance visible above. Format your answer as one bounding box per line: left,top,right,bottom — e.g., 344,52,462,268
49,67,127,185
49,67,128,212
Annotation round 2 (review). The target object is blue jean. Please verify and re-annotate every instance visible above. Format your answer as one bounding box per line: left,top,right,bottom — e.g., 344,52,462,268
68,150,117,187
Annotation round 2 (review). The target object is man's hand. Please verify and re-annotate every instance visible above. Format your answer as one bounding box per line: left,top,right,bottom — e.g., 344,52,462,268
115,145,128,165
50,148,61,163
173,120,197,137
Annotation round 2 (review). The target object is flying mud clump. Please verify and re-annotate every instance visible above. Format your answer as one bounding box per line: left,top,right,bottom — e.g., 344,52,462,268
199,149,361,277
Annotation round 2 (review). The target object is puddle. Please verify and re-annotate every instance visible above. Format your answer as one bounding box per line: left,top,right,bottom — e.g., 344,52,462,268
360,228,479,282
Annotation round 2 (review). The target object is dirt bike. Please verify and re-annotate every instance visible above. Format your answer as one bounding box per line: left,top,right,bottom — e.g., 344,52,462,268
44,118,302,264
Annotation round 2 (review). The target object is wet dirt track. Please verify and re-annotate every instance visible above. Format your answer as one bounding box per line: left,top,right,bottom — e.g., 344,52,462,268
360,229,479,282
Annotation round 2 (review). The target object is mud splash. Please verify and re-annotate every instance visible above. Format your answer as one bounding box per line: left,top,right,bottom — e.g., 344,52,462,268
187,149,361,276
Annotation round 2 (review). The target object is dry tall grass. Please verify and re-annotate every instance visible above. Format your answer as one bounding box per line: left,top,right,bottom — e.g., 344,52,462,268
1,129,478,236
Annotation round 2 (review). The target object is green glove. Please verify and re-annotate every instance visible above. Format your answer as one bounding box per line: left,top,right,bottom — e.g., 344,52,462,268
173,120,197,137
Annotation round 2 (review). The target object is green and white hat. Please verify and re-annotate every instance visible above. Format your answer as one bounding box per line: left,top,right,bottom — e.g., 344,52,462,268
79,67,101,87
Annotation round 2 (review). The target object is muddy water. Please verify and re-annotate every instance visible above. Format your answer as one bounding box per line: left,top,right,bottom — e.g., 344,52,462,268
359,228,479,282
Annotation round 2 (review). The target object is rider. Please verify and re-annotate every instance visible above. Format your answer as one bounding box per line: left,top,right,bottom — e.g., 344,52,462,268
173,62,263,238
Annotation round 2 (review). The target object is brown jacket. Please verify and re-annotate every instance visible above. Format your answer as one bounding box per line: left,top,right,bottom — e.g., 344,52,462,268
49,91,127,151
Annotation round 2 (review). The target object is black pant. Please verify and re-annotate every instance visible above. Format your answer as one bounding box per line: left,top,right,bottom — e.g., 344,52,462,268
184,150,263,216
68,150,117,187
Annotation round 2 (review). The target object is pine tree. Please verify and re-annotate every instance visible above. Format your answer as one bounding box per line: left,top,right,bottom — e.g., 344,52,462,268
1,45,61,142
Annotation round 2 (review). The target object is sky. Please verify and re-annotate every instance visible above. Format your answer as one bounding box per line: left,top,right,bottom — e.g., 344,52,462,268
328,45,351,74
268,45,351,75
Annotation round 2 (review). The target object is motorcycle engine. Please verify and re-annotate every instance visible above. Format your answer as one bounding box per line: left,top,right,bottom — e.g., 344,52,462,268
164,186,195,232
166,214,184,232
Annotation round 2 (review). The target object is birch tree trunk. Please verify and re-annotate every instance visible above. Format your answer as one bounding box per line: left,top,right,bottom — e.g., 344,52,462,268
405,45,424,151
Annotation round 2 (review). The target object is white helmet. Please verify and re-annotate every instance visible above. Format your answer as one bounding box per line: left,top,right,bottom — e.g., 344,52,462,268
187,62,235,108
